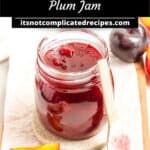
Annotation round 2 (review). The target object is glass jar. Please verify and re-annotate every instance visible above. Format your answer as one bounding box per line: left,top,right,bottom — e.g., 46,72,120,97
35,29,109,140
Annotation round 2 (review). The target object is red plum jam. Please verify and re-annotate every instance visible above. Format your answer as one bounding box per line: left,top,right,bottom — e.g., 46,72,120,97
35,30,108,140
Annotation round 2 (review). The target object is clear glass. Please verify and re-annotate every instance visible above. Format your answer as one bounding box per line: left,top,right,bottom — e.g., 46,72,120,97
35,29,109,140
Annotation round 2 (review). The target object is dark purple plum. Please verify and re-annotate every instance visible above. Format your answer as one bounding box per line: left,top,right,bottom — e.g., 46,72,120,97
110,25,147,62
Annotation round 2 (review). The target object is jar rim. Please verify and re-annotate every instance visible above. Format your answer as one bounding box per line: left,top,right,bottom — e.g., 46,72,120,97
37,29,108,80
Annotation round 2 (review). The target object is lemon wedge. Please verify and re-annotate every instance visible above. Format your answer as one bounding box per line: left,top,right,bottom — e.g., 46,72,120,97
10,144,60,150
140,17,150,27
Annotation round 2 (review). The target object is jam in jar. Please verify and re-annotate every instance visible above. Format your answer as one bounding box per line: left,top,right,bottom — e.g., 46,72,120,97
35,30,108,140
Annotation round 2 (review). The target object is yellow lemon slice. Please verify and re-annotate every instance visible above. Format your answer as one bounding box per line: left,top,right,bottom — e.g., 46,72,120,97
140,17,150,27
10,144,60,150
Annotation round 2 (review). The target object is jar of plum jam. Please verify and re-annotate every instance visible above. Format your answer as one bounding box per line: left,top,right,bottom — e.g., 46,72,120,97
35,30,109,140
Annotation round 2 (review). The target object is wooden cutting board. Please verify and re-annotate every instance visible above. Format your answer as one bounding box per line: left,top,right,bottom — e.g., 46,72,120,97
135,61,150,150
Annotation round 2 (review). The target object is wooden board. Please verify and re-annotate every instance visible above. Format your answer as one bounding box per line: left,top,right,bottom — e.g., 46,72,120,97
135,61,150,150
